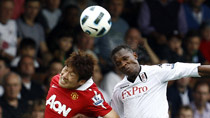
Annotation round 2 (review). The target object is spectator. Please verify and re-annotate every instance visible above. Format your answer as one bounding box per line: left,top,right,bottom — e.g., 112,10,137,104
49,5,80,39
23,99,45,118
11,38,39,68
74,29,98,62
138,0,187,61
0,56,10,96
0,0,18,61
95,0,129,73
167,77,193,118
177,105,193,118
17,55,45,103
165,33,185,63
183,0,210,31
61,0,96,12
37,0,62,34
124,27,160,64
138,0,188,41
11,0,25,19
43,59,63,92
0,72,28,118
92,63,110,103
190,81,210,118
51,31,74,65
183,30,206,64
100,67,124,103
16,0,50,61
199,21,210,63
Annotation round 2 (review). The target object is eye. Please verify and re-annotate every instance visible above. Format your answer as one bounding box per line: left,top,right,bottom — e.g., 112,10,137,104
123,57,128,60
70,72,76,76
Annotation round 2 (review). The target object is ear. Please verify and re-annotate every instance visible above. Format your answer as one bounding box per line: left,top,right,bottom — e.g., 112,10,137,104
133,52,138,60
78,80,86,86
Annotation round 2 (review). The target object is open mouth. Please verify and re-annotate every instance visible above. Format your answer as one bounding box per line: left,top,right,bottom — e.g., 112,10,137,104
60,77,67,84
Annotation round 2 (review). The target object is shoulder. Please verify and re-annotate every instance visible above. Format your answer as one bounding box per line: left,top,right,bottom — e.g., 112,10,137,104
50,74,60,86
8,20,16,25
113,78,128,93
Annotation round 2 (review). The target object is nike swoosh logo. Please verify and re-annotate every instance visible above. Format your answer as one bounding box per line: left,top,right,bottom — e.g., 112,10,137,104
88,26,98,31
52,84,57,88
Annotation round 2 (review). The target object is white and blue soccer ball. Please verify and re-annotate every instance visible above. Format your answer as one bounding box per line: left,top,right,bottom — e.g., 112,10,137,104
80,5,112,37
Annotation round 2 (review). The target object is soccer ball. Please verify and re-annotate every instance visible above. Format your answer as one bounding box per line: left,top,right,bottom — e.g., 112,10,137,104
80,5,112,37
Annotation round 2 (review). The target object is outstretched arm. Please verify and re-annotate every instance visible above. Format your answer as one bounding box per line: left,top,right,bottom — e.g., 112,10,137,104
198,65,210,77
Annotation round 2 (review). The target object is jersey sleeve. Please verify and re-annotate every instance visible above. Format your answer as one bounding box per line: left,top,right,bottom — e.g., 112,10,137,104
157,62,201,82
111,88,124,118
86,90,112,117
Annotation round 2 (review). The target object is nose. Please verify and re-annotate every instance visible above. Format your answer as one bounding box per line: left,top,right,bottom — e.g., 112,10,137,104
62,72,69,79
120,61,127,69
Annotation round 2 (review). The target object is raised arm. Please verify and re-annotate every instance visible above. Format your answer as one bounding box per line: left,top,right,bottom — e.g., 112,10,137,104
198,65,210,77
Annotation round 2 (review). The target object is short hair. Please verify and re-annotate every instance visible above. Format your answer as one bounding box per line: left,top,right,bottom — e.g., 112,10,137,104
65,51,96,81
193,81,210,92
111,45,134,58
2,71,22,86
25,0,40,4
0,56,10,68
19,38,36,50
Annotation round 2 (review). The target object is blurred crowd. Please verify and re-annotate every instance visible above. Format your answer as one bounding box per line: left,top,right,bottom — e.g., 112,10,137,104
0,0,210,118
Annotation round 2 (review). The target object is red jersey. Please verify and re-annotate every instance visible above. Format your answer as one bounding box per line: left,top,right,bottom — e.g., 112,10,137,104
45,74,112,118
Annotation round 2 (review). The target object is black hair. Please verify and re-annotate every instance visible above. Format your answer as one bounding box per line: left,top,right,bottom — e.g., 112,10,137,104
65,51,96,81
193,80,210,92
19,38,36,50
0,56,10,68
25,0,40,5
111,45,133,58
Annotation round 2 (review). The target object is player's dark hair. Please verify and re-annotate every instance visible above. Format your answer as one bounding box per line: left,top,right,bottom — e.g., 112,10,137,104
111,45,134,58
193,81,210,92
65,51,96,81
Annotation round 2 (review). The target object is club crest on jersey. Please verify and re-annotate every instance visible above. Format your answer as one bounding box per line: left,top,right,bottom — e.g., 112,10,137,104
139,72,147,83
92,91,106,109
71,92,79,100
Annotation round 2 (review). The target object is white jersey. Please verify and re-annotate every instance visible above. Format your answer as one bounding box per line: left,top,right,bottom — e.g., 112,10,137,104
0,20,18,56
111,62,200,118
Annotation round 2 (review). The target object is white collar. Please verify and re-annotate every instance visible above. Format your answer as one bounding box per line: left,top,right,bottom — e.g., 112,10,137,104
76,77,94,91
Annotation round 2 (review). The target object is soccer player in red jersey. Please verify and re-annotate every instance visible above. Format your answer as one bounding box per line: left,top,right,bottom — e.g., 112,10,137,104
45,51,119,118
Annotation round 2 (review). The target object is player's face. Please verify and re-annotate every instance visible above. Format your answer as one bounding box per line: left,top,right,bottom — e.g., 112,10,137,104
112,49,140,76
59,66,83,89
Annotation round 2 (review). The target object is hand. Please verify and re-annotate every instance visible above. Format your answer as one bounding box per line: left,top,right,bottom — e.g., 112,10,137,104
157,34,167,45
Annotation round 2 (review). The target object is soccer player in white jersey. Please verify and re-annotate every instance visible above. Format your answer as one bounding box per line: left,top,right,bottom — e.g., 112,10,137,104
110,45,210,118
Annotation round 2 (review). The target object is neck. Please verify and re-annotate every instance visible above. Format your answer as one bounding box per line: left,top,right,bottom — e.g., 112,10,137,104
177,85,187,93
22,77,31,83
24,16,35,26
6,97,18,108
195,103,205,113
0,19,8,24
127,66,141,83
